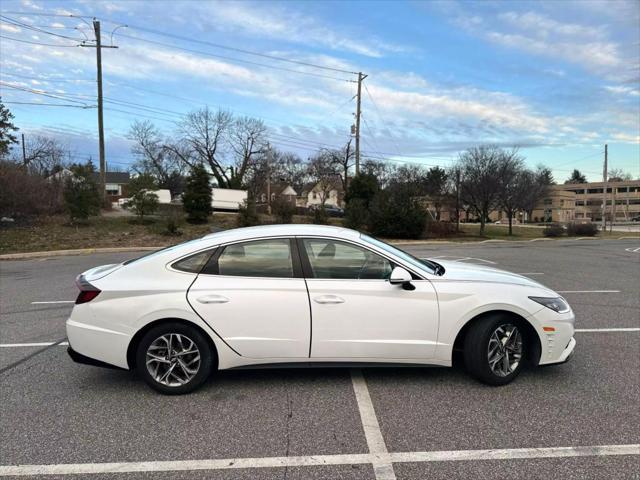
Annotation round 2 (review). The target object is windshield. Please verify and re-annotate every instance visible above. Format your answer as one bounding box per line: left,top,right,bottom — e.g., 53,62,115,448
361,234,444,276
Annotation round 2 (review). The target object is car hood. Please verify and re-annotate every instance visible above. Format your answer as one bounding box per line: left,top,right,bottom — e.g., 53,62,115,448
432,260,548,289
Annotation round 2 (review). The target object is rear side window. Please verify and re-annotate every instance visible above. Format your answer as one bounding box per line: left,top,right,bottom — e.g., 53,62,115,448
215,239,294,278
172,250,215,273
302,239,392,279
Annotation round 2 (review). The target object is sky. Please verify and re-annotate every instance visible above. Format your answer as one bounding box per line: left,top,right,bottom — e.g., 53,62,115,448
0,0,639,182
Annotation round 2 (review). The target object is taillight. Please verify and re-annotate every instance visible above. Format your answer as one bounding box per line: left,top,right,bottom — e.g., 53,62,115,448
76,290,101,304
75,274,101,304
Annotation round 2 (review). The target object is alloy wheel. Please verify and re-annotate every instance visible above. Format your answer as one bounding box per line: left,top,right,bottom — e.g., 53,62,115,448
145,333,201,387
487,324,523,377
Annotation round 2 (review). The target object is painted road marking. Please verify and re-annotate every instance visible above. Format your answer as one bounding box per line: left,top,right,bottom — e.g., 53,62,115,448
0,444,637,476
625,247,640,253
31,301,74,305
575,328,640,333
422,256,497,265
351,369,396,480
0,342,69,348
517,272,545,275
558,290,621,293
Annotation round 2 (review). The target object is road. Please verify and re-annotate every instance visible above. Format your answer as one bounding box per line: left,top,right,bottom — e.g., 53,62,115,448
1,238,639,479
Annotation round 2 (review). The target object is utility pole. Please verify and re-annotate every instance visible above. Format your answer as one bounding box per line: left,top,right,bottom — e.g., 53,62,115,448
354,72,367,176
21,133,26,167
94,19,106,202
455,168,461,233
266,143,272,215
601,143,608,231
80,20,118,202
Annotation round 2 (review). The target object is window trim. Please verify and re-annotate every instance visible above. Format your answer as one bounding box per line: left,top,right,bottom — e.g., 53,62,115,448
295,236,423,281
199,237,303,279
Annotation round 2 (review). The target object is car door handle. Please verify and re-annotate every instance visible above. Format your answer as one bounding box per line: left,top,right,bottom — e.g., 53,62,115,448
313,295,345,304
196,294,229,304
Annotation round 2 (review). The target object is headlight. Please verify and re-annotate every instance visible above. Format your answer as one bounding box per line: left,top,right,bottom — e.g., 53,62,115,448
529,296,571,314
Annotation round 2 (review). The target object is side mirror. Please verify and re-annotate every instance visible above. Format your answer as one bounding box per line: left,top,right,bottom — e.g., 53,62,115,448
389,266,415,290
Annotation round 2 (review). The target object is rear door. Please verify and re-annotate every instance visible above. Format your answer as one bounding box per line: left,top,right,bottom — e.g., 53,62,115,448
187,238,311,359
300,237,439,360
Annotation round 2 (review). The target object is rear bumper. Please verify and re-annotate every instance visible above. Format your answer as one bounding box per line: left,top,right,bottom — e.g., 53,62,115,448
67,346,126,370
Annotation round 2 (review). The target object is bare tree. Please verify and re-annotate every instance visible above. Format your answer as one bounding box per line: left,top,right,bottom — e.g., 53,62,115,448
608,169,632,182
169,107,233,187
323,139,354,192
19,135,68,176
228,116,267,188
496,152,526,235
520,166,553,222
457,145,520,235
361,159,395,189
307,151,339,208
128,120,183,197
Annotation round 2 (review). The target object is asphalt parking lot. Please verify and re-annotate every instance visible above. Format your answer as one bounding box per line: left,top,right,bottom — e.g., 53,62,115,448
1,238,639,479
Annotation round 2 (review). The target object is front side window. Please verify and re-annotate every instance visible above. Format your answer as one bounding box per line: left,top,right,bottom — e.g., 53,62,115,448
216,239,293,278
302,239,392,280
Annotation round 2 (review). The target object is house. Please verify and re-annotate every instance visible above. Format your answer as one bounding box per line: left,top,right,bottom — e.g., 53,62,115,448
92,172,130,200
299,176,345,209
256,181,298,207
47,169,130,201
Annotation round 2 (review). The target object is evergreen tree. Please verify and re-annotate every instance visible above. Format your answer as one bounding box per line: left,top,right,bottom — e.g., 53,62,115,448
0,99,19,158
183,164,212,223
63,162,101,223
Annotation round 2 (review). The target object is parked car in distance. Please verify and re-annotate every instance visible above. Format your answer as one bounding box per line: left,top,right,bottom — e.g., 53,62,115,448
309,205,344,217
67,225,576,394
631,215,640,222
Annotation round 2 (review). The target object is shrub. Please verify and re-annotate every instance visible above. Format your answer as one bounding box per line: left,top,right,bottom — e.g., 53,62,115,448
158,205,183,236
312,206,329,225
271,198,295,224
369,187,427,239
125,190,159,222
543,224,564,237
426,221,456,238
344,198,369,230
63,162,101,224
183,164,212,224
0,160,63,218
237,198,260,227
567,222,598,236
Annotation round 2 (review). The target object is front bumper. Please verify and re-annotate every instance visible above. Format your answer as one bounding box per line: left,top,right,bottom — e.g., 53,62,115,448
542,336,576,366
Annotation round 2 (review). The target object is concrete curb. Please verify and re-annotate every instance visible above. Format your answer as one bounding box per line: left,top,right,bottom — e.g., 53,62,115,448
0,246,160,260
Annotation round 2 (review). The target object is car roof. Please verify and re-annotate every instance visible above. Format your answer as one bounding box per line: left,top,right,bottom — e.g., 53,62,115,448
202,224,360,244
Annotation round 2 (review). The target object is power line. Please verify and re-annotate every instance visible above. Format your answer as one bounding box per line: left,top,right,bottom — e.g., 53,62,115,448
114,32,356,83
106,21,358,75
0,82,95,107
0,14,87,41
0,34,79,47
0,11,93,19
2,101,94,108
363,82,405,158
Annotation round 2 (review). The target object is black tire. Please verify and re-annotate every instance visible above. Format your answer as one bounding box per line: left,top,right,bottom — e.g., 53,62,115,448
463,314,525,386
136,322,214,395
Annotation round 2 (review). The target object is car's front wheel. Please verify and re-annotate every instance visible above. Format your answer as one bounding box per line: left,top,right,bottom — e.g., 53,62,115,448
136,322,214,395
463,314,525,386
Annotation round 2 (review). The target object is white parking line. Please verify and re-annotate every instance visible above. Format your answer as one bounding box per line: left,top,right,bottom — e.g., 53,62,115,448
558,290,621,293
30,301,74,305
0,444,636,476
575,328,640,333
0,342,69,348
351,369,396,480
517,272,545,275
625,247,640,253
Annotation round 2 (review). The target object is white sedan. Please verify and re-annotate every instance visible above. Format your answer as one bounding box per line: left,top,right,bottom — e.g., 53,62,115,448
67,224,575,394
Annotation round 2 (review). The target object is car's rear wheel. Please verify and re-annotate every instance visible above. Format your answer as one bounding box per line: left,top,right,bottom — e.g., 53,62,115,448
463,314,525,386
136,322,213,395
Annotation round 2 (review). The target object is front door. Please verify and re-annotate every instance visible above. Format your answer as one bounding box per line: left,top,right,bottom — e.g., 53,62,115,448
300,238,439,360
187,238,310,359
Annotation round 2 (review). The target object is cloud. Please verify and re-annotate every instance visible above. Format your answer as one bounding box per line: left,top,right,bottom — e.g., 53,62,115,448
611,132,640,143
199,1,406,58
